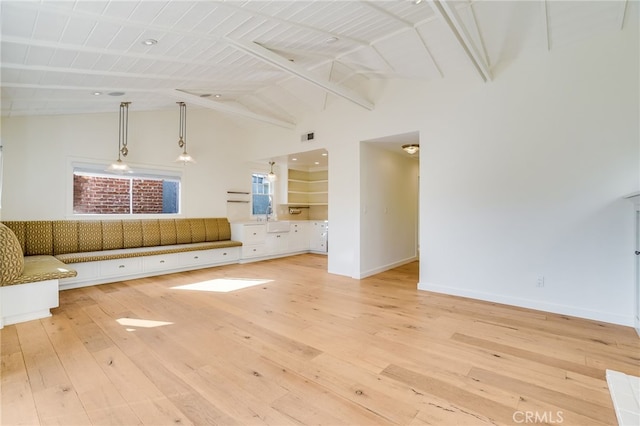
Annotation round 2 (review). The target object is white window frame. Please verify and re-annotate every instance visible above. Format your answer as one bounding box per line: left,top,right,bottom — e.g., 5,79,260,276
67,158,183,219
251,171,274,219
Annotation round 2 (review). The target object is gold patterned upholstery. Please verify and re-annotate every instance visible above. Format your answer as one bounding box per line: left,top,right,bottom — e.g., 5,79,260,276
56,240,242,263
122,220,143,248
102,221,124,250
3,221,26,253
141,220,161,247
217,218,231,240
159,220,177,245
78,221,102,252
204,218,219,242
25,221,53,255
0,218,239,277
175,219,192,244
1,218,238,287
53,221,79,255
189,219,206,243
9,255,77,285
0,223,24,285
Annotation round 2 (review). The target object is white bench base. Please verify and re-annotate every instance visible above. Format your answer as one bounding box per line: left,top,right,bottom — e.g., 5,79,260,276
0,279,59,329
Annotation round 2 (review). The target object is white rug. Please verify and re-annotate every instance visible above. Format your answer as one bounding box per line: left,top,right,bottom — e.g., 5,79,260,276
607,370,640,425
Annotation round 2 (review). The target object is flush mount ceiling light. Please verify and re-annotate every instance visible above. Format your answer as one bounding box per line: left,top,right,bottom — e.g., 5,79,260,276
106,102,133,173
175,102,196,164
267,161,277,181
402,144,420,155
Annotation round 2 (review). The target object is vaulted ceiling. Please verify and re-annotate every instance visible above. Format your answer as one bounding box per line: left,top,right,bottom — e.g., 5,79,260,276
1,1,634,128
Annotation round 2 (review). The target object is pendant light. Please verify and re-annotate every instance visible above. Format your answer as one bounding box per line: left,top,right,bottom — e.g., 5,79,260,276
267,161,277,181
106,102,132,173
175,102,196,164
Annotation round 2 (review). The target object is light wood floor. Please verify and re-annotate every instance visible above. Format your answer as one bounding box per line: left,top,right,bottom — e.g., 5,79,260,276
2,254,639,425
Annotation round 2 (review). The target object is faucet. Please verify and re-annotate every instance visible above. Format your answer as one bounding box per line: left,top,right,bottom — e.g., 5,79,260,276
265,195,273,222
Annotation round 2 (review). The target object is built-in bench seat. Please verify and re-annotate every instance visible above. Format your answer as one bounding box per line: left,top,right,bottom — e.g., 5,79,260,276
0,218,241,328
54,240,242,263
10,255,78,285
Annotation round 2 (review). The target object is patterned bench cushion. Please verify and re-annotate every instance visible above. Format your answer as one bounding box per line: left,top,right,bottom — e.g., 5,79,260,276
0,223,24,285
55,240,242,264
6,255,77,286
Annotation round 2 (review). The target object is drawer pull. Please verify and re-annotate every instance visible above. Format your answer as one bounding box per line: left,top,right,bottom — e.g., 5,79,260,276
194,256,199,259
223,252,227,256
118,265,125,269
160,260,165,263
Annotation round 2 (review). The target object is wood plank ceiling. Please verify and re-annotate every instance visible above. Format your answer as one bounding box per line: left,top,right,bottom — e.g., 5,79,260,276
0,0,633,127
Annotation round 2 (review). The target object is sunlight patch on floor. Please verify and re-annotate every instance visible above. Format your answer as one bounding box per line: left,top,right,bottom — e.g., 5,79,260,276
171,278,273,293
116,317,174,331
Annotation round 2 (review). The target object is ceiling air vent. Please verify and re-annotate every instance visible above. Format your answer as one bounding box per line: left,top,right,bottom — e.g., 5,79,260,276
301,132,315,142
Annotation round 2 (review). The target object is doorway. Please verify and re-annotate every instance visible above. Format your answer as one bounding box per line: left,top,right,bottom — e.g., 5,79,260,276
358,131,420,279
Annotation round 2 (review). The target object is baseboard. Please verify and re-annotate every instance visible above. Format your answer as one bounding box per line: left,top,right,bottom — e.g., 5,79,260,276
418,281,634,327
357,256,418,279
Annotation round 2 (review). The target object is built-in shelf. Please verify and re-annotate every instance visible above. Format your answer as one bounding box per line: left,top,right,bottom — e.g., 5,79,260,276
287,169,328,206
227,190,250,203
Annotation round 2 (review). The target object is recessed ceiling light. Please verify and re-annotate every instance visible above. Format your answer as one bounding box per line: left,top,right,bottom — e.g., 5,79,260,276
325,36,339,44
414,0,423,4
314,161,320,165
92,91,102,96
214,94,222,98
108,92,126,96
321,152,328,156
142,39,158,46
292,158,298,161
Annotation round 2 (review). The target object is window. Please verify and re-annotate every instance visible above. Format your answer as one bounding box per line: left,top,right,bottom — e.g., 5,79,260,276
252,173,273,216
72,166,181,215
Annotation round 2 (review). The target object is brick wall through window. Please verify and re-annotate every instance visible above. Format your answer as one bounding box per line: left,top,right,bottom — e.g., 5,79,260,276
73,174,175,214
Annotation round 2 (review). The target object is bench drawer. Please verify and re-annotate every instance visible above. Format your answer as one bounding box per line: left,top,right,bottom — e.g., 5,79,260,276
100,258,142,277
143,254,178,272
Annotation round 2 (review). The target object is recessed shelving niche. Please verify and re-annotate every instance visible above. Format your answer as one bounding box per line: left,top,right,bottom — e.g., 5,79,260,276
287,168,328,206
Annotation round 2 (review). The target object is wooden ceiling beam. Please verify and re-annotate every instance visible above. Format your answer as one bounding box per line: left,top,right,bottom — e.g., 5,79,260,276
169,90,296,130
428,0,492,82
225,37,375,111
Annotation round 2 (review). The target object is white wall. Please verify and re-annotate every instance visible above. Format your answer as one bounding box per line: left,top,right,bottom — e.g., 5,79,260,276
0,108,251,220
359,142,419,278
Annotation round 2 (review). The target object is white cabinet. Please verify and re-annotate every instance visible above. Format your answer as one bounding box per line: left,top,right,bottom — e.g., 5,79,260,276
266,232,289,255
232,221,326,261
179,247,240,267
59,247,240,290
289,222,309,252
231,223,267,260
309,221,328,253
